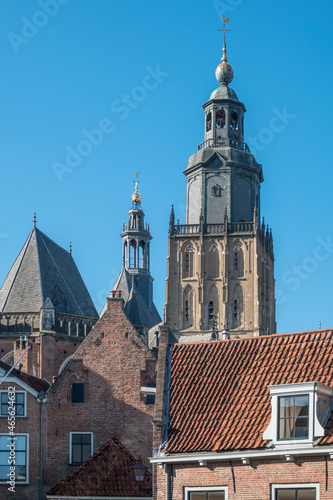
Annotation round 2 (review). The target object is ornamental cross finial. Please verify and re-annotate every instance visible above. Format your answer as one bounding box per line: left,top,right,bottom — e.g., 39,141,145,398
218,15,231,46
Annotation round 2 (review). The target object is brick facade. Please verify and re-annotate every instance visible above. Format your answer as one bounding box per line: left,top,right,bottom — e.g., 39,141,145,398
154,458,333,500
43,295,157,496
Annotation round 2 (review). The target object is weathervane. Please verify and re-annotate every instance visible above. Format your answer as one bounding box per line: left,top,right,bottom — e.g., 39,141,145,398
218,15,231,46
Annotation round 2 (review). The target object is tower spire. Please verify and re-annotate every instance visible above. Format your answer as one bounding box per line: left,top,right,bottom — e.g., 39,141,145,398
131,171,142,206
216,16,234,86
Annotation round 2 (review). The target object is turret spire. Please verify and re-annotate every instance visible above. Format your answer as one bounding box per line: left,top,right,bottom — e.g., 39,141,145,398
216,16,234,87
131,171,142,206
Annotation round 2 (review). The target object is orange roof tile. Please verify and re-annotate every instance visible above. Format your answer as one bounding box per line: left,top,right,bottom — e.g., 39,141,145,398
166,329,333,453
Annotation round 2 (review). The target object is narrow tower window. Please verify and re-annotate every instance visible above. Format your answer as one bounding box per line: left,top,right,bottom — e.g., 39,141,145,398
230,111,239,130
183,244,194,278
206,111,212,132
208,301,214,321
234,252,238,270
216,110,225,129
234,299,238,322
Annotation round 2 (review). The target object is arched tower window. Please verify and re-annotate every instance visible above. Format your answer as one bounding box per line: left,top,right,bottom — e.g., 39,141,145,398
233,242,244,277
208,285,219,329
233,285,243,328
130,240,137,268
183,285,194,329
216,110,226,129
230,111,239,130
139,241,145,269
206,111,212,132
183,244,194,278
208,243,219,278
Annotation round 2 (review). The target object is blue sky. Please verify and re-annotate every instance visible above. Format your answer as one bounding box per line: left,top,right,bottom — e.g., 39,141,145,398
0,0,332,334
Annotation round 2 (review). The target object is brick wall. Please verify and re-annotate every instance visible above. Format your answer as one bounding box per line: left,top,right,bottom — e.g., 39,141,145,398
0,381,45,500
43,296,157,496
154,457,333,499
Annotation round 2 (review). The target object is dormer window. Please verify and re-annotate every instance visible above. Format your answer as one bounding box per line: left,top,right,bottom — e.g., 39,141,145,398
278,395,309,440
263,382,333,446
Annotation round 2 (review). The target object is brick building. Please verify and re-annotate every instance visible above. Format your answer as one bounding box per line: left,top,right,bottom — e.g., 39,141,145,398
151,328,333,500
42,293,160,497
0,360,50,499
0,218,98,381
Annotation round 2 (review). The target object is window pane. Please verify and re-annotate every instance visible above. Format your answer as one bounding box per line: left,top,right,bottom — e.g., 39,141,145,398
0,466,10,481
279,418,293,439
81,434,91,444
277,490,295,500
208,492,225,500
280,397,294,418
298,489,316,500
16,393,24,404
295,395,309,416
72,444,81,463
0,436,8,450
1,405,8,416
15,436,26,449
0,452,9,465
1,394,6,404
16,404,24,416
190,494,206,500
72,434,81,444
294,418,309,438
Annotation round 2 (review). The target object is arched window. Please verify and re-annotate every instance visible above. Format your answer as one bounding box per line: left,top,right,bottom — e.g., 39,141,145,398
130,240,136,268
233,285,243,328
183,244,194,278
216,110,226,129
230,111,239,130
208,243,219,278
208,285,219,329
206,111,212,132
183,286,194,329
139,241,145,269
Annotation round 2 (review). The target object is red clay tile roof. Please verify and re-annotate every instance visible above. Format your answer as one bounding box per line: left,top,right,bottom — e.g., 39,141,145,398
47,438,152,497
0,360,50,393
166,329,333,454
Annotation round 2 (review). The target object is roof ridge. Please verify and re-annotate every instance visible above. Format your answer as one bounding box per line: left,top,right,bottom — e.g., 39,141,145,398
0,229,34,311
176,328,333,346
37,231,85,316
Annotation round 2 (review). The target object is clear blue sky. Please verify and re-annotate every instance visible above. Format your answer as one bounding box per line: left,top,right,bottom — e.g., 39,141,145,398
0,0,332,334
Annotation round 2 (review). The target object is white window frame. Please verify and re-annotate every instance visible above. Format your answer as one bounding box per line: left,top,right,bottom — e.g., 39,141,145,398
271,483,319,499
263,382,333,446
184,486,228,500
0,433,29,485
69,432,93,464
0,390,27,418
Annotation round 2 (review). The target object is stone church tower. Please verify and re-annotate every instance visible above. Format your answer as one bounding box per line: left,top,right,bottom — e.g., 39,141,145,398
165,37,276,340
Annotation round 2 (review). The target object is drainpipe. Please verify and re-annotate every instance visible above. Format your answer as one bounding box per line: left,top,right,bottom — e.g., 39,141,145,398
37,391,47,500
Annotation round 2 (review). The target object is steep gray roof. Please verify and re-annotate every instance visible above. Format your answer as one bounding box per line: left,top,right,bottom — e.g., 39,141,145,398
112,268,161,330
0,227,98,318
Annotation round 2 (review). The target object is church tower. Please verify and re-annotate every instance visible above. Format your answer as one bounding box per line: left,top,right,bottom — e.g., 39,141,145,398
112,178,161,339
165,28,276,340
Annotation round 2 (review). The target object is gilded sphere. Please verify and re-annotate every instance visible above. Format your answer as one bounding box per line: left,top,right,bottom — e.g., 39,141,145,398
215,62,234,86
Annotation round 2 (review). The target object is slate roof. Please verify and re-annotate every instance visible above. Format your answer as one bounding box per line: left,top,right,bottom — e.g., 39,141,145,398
111,268,161,330
0,227,98,317
0,360,50,393
165,329,333,454
47,438,152,497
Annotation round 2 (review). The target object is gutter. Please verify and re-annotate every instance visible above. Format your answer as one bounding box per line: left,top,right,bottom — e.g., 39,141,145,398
150,445,333,466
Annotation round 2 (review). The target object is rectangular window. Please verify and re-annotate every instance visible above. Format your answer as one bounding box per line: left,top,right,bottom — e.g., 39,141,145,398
0,435,28,483
274,487,316,499
0,391,26,417
185,487,226,500
72,383,84,403
278,395,309,440
70,433,92,464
